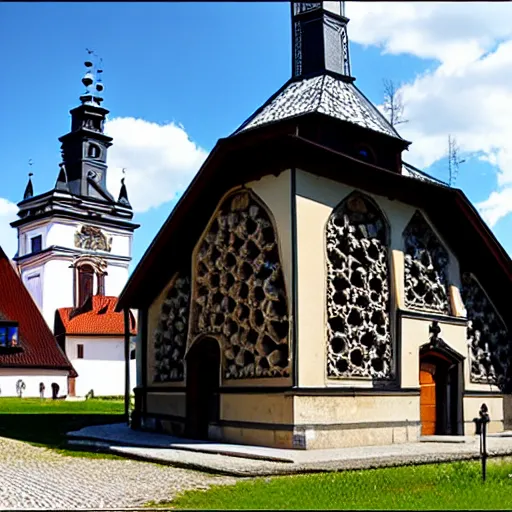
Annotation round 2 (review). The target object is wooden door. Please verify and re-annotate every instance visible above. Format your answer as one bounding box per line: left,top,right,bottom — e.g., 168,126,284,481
420,363,436,436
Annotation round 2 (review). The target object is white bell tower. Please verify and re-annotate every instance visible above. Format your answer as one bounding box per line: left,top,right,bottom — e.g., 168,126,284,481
11,56,139,330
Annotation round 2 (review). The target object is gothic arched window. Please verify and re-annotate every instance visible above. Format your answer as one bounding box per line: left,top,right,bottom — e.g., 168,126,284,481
78,264,94,307
153,275,190,382
326,192,392,379
461,273,509,388
189,189,289,379
403,211,450,314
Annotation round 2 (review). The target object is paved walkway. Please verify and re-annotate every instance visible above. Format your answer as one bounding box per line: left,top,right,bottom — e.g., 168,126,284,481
0,436,236,509
68,422,512,477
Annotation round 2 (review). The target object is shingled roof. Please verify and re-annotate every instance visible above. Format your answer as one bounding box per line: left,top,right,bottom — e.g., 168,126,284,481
234,74,403,141
56,295,136,336
0,247,77,376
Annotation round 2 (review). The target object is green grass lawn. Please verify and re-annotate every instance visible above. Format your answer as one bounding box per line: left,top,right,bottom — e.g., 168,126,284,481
161,458,512,510
0,397,125,459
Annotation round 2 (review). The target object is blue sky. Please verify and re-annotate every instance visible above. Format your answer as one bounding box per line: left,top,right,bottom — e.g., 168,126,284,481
2,2,512,269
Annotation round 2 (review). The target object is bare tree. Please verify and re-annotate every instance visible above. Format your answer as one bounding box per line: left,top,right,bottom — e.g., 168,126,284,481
383,79,408,128
448,134,466,187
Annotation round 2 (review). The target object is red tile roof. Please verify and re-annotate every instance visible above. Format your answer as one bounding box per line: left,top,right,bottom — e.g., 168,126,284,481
0,247,77,376
56,295,136,336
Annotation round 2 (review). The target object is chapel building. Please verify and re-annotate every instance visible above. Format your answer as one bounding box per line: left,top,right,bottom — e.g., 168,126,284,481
11,59,139,397
117,2,512,449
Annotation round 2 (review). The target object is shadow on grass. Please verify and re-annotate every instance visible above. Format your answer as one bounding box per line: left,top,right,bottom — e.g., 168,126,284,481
0,413,124,456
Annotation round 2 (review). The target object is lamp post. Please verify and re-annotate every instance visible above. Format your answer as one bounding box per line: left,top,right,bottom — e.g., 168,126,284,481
473,403,490,481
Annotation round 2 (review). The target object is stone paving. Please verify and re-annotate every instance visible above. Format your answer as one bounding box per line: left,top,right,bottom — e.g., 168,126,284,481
0,436,237,509
68,423,512,477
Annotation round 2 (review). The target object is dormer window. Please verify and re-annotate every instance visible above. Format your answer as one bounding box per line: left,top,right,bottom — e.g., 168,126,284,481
0,323,22,353
87,144,101,159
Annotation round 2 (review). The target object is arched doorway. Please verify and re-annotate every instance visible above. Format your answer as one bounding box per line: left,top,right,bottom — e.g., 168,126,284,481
419,342,464,436
185,337,221,440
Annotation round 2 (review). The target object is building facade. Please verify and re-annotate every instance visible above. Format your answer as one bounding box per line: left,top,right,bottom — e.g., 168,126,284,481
11,60,139,396
117,2,512,449
0,247,76,397
55,295,136,397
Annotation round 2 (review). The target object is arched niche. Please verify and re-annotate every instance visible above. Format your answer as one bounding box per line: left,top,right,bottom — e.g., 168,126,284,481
325,191,393,379
188,188,290,379
71,255,107,307
461,272,510,388
403,211,451,314
152,273,191,383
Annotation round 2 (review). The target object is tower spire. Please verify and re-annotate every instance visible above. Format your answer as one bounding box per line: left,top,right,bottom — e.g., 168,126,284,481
118,169,131,206
57,51,114,202
292,1,352,80
23,160,34,200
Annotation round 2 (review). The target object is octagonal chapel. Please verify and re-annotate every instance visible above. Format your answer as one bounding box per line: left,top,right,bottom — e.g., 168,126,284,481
117,2,512,449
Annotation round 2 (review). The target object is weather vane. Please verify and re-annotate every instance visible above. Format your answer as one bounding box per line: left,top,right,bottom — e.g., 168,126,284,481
81,48,104,103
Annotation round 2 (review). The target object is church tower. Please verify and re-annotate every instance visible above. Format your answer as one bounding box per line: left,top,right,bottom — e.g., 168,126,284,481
11,56,139,330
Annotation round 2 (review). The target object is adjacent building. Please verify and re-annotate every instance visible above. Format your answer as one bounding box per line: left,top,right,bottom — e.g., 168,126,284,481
0,247,77,397
55,295,136,397
117,1,511,449
10,60,139,396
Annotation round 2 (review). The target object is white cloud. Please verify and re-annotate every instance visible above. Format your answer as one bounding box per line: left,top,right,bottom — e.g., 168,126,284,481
345,2,512,228
0,198,19,259
104,117,208,213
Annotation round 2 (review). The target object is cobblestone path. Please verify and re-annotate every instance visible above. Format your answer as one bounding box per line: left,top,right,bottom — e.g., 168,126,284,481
0,437,237,509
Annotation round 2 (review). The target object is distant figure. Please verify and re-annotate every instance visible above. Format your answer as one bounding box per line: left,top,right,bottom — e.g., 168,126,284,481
16,379,26,398
39,382,45,399
51,382,60,400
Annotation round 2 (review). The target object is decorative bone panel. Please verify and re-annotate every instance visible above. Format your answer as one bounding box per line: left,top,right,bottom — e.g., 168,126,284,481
403,212,451,314
153,275,190,382
461,273,509,387
326,193,392,379
190,190,289,379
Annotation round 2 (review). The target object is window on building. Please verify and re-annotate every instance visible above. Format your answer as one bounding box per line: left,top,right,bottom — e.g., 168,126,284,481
78,265,94,307
87,144,100,159
77,344,84,359
355,145,376,165
31,235,42,254
0,324,19,348
26,274,43,309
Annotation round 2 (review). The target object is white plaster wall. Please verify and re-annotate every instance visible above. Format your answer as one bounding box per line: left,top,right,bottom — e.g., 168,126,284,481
66,336,137,396
21,264,45,309
40,258,75,329
19,221,50,257
109,232,132,259
46,222,77,250
0,368,69,398
105,263,130,298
